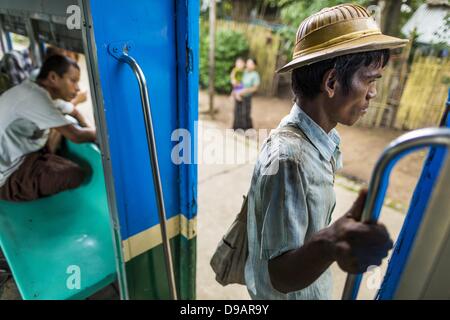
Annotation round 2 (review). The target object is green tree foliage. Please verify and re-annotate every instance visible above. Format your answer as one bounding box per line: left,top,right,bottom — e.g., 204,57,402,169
273,0,372,57
278,0,372,27
204,0,426,75
200,23,249,93
263,0,425,57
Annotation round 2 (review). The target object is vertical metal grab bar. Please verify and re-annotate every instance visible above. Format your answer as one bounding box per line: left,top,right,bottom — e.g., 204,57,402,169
342,127,450,300
114,51,178,300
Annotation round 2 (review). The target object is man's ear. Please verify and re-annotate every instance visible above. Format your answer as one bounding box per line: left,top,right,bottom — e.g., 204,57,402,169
47,71,59,85
322,68,337,98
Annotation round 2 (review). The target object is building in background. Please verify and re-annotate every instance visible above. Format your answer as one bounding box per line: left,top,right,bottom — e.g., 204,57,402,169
402,0,449,56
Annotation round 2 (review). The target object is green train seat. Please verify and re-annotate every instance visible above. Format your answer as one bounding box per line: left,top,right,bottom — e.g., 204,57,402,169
0,142,117,299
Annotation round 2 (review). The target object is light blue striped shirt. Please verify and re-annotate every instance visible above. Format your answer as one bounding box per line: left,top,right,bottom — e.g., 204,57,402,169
245,104,342,300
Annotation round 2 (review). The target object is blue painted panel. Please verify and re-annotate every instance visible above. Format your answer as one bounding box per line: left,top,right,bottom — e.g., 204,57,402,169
89,0,181,240
176,0,199,220
377,90,450,299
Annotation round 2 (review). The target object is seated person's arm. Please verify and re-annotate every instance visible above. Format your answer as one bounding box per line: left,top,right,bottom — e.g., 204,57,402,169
68,108,90,128
71,90,87,106
54,123,96,144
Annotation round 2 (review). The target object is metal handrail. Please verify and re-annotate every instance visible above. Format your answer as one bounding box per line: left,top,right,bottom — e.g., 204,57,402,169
117,52,178,300
342,127,450,300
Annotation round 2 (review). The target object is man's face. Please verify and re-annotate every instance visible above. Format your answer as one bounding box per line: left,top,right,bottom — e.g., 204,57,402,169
49,65,80,102
330,63,382,126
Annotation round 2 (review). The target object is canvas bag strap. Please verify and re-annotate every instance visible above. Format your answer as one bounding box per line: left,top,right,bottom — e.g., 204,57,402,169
237,194,248,222
278,125,336,181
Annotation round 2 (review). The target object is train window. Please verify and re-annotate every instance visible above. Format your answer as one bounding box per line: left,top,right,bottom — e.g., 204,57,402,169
9,33,29,51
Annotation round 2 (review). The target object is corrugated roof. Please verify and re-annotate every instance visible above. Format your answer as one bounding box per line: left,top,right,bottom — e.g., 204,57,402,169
402,3,449,44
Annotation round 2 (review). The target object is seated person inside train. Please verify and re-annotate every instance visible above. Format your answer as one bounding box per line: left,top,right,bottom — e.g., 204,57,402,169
0,54,96,202
26,45,88,107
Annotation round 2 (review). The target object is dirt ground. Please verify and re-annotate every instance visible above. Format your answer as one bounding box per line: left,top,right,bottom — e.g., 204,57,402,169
199,90,427,210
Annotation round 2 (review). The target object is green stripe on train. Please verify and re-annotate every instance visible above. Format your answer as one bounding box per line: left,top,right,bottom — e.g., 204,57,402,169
125,235,196,299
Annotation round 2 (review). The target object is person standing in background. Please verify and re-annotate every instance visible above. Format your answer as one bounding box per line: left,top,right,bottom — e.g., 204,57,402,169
232,58,260,131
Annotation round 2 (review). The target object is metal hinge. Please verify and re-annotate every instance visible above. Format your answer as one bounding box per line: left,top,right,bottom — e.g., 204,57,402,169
186,42,193,73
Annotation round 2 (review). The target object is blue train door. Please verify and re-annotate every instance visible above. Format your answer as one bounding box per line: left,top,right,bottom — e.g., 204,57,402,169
80,0,199,299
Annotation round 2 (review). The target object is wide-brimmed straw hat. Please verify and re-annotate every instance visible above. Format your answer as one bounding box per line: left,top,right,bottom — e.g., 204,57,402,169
277,3,408,73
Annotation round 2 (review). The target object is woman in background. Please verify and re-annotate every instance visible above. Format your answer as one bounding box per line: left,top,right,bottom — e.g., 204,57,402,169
232,58,260,131
230,57,245,101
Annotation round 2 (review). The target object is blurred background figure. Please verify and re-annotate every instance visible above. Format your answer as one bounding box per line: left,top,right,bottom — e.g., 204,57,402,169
0,46,35,94
230,57,245,101
232,58,260,130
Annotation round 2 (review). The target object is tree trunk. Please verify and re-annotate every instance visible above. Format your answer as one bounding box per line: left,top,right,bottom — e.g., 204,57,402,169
231,0,256,21
209,0,216,116
380,0,403,36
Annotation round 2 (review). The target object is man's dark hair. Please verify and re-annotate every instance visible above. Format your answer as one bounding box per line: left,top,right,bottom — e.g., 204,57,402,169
291,49,390,102
37,54,80,80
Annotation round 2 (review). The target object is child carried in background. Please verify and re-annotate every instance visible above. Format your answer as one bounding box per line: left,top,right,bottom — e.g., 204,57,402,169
230,57,245,102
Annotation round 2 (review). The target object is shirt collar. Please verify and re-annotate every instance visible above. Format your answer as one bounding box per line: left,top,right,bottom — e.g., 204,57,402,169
28,79,54,101
279,104,341,162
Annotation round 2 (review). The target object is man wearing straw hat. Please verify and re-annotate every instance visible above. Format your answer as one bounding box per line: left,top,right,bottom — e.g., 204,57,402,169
245,3,408,299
